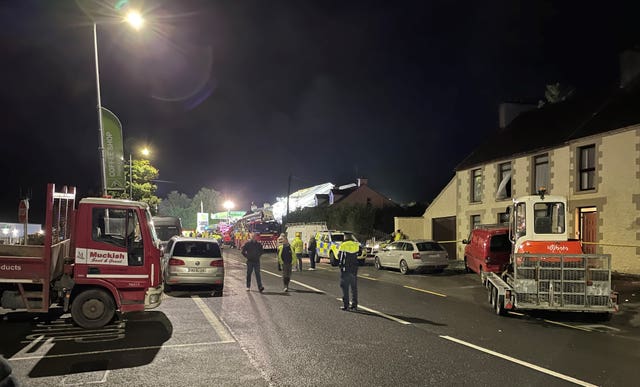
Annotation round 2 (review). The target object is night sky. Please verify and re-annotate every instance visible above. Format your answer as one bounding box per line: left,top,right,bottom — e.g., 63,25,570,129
1,0,639,222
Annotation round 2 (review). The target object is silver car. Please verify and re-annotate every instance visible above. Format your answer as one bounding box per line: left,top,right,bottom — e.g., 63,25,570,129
374,239,449,274
163,237,224,292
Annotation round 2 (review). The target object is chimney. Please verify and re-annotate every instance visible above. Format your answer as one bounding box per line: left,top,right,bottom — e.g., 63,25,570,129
357,178,368,187
619,49,640,88
499,102,536,129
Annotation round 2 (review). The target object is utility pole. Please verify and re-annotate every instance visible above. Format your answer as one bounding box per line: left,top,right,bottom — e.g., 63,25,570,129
285,173,292,224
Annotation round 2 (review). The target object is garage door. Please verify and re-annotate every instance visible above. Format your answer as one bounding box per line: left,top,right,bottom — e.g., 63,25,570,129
432,216,456,260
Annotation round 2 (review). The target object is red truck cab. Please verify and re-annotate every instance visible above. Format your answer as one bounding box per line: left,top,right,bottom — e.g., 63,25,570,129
0,184,163,329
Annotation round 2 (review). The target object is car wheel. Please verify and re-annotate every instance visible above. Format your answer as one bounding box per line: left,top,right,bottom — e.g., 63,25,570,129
399,260,409,275
212,284,224,294
464,257,471,273
374,257,382,270
330,251,338,266
71,289,116,329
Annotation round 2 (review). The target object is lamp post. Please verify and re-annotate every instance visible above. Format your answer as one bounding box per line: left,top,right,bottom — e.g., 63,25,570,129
223,200,234,226
93,11,145,196
129,147,150,199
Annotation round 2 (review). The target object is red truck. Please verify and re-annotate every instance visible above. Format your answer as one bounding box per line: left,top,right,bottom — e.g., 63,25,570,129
0,184,163,329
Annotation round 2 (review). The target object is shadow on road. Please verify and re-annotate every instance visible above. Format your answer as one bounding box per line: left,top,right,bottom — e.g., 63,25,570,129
1,309,173,378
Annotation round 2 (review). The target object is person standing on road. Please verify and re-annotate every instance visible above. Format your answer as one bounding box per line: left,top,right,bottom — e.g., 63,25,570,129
241,233,264,293
394,229,405,241
276,233,286,271
307,235,317,270
338,234,361,311
277,236,298,292
291,232,304,271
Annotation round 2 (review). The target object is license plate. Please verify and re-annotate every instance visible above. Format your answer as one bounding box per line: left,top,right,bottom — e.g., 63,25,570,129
188,268,206,273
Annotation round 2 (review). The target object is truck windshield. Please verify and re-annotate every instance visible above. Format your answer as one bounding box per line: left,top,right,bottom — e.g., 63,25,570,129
252,221,280,234
146,209,160,245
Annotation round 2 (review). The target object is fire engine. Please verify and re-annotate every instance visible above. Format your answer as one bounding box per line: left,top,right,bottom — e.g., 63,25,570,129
234,210,281,250
0,184,163,329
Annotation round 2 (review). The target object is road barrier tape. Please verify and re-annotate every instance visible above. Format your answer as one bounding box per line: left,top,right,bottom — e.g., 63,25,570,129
581,241,640,248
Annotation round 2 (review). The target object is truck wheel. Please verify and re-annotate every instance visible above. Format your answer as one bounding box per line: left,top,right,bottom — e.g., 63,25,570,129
71,289,116,329
330,252,338,266
399,260,409,275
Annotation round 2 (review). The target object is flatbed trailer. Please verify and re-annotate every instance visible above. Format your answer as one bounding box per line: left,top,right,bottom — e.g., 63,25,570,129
482,253,618,316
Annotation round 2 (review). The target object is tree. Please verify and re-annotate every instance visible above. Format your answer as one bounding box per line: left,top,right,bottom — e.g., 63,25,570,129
114,159,161,214
158,191,194,229
538,82,575,107
156,187,222,230
129,159,160,214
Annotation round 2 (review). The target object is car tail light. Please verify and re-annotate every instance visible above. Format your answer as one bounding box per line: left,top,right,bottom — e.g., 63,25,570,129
210,260,224,267
412,252,421,260
168,258,185,266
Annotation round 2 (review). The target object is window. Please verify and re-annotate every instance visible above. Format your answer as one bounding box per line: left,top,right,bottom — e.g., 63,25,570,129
91,207,144,266
533,154,549,193
533,202,565,234
496,162,512,199
471,169,482,202
470,215,481,229
579,145,596,190
498,212,509,224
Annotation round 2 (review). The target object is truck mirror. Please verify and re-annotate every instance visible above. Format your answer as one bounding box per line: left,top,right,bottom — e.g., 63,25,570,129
462,239,469,244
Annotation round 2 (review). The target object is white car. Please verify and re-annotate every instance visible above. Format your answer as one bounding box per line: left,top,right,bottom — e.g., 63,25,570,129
374,239,449,274
163,237,224,292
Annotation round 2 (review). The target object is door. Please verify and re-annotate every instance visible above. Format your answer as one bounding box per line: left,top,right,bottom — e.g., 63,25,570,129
432,216,456,260
581,209,598,254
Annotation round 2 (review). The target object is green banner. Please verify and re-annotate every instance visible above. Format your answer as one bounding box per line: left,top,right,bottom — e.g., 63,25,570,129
101,107,125,191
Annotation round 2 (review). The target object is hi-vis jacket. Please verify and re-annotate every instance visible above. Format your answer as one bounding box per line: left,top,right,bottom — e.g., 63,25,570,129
338,240,360,273
291,236,304,255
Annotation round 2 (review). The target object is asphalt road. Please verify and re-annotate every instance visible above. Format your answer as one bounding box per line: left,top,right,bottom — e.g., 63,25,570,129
1,248,638,386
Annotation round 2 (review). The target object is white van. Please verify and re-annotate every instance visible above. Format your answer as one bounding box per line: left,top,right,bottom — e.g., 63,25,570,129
285,222,328,254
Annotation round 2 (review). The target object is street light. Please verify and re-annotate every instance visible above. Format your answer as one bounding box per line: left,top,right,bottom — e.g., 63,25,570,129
223,200,234,226
94,10,145,196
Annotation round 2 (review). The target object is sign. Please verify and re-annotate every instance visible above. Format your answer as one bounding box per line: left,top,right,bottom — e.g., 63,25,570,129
101,107,125,191
18,199,29,223
196,212,209,232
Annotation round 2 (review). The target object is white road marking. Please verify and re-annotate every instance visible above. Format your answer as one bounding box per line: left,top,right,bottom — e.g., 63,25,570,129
334,298,411,325
543,319,591,332
191,295,235,342
61,370,110,386
404,285,447,297
261,269,325,293
440,335,598,387
9,341,234,361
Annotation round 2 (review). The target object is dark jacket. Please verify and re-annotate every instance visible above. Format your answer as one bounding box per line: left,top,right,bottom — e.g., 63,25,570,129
241,239,263,262
308,237,317,252
338,240,360,273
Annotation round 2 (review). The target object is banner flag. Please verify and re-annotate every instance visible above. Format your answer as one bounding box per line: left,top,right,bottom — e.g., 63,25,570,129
101,107,125,191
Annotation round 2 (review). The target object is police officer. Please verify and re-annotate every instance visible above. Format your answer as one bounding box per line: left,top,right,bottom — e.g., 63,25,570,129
338,234,361,311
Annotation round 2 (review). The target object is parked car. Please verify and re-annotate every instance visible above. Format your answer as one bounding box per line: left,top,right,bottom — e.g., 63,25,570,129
163,237,224,292
461,225,511,275
374,239,449,274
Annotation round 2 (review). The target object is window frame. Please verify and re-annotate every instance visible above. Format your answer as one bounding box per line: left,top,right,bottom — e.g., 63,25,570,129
496,162,512,199
471,168,483,203
578,145,596,191
532,153,549,194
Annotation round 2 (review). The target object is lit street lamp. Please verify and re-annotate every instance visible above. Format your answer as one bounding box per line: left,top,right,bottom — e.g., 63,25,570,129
223,200,234,225
94,10,145,196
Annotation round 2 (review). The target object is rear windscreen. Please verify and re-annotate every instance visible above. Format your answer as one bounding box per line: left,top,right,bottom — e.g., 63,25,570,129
416,242,444,251
156,226,181,242
173,242,222,258
490,234,511,252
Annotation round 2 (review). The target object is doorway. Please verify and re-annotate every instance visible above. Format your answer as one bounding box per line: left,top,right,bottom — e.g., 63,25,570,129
579,207,597,254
